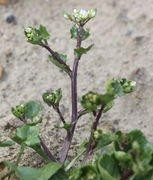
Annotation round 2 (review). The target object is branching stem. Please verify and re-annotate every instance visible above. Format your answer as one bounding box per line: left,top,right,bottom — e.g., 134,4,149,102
39,137,58,162
54,106,66,125
41,44,72,78
86,104,104,155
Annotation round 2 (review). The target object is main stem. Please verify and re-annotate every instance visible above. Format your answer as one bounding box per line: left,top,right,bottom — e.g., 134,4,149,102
60,25,83,163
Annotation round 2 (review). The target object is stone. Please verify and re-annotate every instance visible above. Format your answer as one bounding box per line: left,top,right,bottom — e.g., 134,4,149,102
0,0,9,6
5,14,17,24
0,64,4,79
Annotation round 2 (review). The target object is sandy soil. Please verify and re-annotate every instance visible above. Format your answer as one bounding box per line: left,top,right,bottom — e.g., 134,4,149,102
1,0,153,166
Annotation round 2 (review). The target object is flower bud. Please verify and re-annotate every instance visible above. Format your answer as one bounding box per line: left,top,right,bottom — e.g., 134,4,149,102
42,89,62,107
114,151,131,161
11,104,26,119
93,130,102,140
42,92,56,107
88,9,96,18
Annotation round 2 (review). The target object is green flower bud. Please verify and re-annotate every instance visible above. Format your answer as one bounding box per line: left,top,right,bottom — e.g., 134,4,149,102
11,104,26,119
42,89,62,107
81,91,102,112
121,79,136,94
114,151,131,161
88,9,97,18
86,170,96,180
42,92,56,107
132,141,140,153
93,130,102,140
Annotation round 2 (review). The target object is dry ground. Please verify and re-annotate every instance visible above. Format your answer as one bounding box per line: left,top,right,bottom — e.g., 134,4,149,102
0,0,153,166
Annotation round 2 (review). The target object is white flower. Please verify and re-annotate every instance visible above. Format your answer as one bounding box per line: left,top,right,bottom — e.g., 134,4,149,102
25,27,32,33
64,9,97,24
130,81,136,87
79,9,89,19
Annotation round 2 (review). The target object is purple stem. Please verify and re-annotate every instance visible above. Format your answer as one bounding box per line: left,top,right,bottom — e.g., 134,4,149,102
120,171,133,180
77,109,88,119
60,25,84,163
54,106,66,125
39,137,58,162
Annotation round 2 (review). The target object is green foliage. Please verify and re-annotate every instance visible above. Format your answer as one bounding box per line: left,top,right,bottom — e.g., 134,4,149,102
49,53,71,75
25,101,43,120
0,141,15,147
24,25,50,45
74,44,94,58
68,130,153,180
81,91,103,112
13,124,40,147
4,161,66,180
12,101,43,120
43,88,62,107
70,25,90,40
81,78,136,113
106,79,136,97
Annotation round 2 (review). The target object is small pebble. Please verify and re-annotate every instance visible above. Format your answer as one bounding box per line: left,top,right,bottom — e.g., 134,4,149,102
0,0,9,6
5,14,17,24
0,64,4,79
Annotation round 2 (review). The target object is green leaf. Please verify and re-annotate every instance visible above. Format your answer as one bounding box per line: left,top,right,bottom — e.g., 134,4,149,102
106,79,136,97
97,153,121,180
54,123,72,131
17,163,62,180
26,118,43,126
49,169,68,180
103,100,114,113
25,101,43,119
55,88,62,105
0,141,15,147
106,80,124,97
99,94,115,113
39,25,50,41
66,141,87,171
74,44,94,58
5,162,63,180
95,131,114,150
11,135,50,161
16,124,40,146
70,25,90,40
49,53,70,74
69,165,98,180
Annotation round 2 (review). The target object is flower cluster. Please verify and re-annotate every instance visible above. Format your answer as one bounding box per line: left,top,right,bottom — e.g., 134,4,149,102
11,104,26,119
64,9,96,25
42,89,62,107
24,25,50,45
